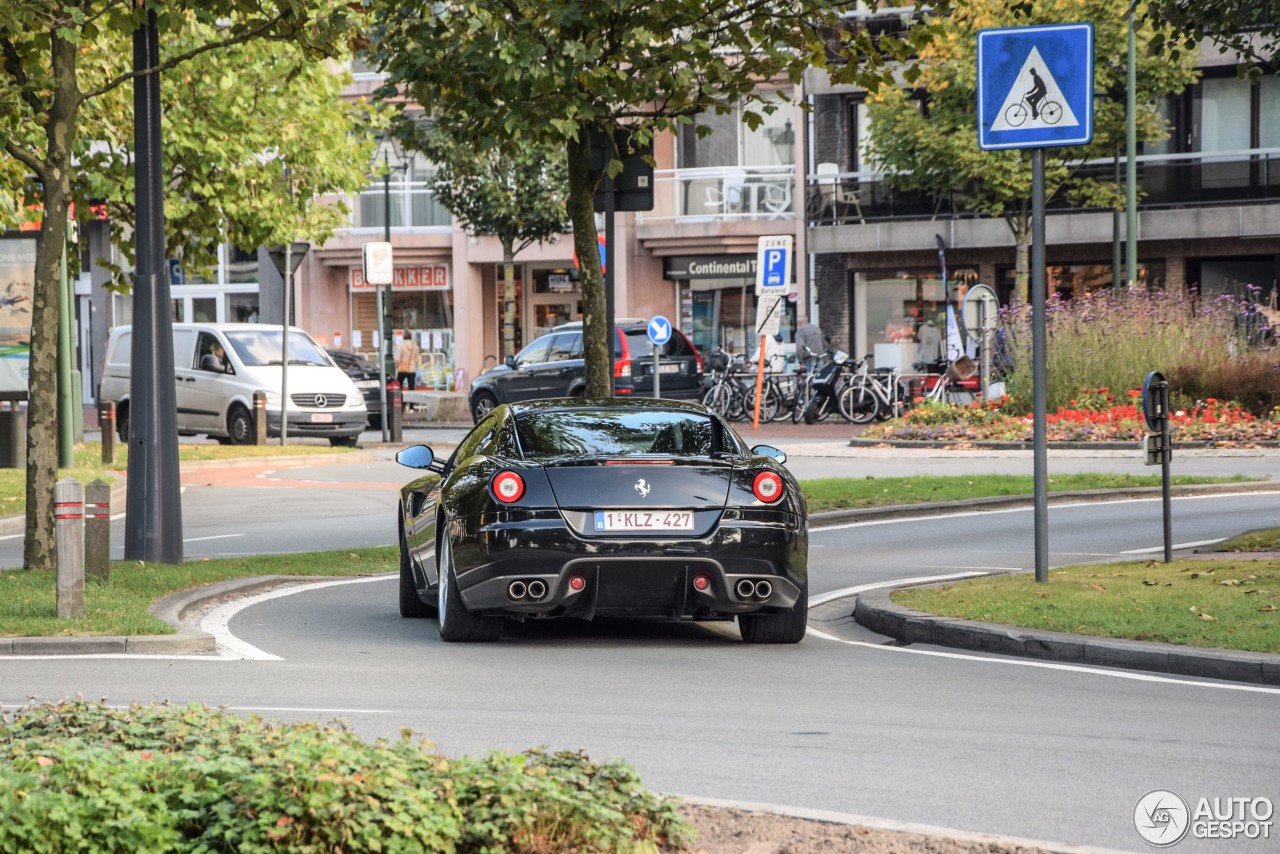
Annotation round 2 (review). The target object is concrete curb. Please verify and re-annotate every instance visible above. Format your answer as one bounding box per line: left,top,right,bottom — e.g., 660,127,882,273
0,574,350,657
677,795,1132,854
853,585,1280,686
849,437,1280,451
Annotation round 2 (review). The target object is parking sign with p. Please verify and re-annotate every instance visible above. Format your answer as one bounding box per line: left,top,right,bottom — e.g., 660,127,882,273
756,235,792,295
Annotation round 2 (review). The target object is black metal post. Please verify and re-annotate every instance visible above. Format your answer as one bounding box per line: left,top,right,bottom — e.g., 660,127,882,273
604,174,616,391
124,11,182,564
1032,149,1048,583
1160,381,1173,563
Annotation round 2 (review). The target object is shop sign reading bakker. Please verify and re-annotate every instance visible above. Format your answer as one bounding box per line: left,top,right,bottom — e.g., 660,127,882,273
350,264,451,291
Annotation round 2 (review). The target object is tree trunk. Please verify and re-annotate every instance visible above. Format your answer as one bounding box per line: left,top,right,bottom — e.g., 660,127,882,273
1012,204,1031,305
566,132,608,398
24,36,81,570
501,236,517,359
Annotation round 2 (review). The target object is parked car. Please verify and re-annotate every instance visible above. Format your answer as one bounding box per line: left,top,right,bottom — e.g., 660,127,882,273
394,397,808,642
326,347,385,428
100,323,366,446
467,319,704,423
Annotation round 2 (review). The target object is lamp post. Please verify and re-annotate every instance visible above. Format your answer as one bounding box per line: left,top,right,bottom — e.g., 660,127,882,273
373,135,407,441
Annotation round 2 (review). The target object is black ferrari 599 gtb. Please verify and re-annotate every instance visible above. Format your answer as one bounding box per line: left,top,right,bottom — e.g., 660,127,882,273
395,397,808,643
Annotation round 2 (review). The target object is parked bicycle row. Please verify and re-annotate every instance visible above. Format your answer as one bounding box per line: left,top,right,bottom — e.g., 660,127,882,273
700,346,980,425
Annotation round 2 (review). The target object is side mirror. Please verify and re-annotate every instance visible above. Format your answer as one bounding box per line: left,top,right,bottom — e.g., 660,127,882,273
751,444,787,465
504,355,517,369
395,444,435,470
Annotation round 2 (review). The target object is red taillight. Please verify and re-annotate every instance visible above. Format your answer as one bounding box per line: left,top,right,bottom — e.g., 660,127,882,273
695,351,704,375
614,329,631,377
752,471,784,503
491,470,525,503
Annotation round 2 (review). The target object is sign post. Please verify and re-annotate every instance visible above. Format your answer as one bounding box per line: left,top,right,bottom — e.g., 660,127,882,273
753,236,791,429
1142,370,1173,563
363,242,394,441
646,315,673,399
978,23,1093,583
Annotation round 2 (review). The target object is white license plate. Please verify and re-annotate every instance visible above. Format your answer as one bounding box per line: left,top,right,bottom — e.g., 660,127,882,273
310,412,333,423
659,363,680,374
594,510,694,532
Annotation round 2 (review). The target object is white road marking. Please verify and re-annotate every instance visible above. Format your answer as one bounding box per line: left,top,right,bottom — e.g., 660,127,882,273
809,572,988,607
0,533,21,541
1121,537,1226,554
200,575,392,661
184,534,245,543
807,577,1280,696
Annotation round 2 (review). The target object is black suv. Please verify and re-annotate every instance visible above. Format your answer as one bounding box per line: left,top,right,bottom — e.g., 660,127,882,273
326,347,384,428
467,320,704,422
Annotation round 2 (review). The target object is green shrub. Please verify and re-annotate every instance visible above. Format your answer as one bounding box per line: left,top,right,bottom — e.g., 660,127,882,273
0,701,691,853
1001,288,1280,415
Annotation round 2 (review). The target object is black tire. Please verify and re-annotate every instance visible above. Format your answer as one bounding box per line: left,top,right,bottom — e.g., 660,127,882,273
116,404,130,443
329,435,358,447
437,532,501,642
226,404,253,445
470,391,497,424
802,396,828,424
840,385,878,424
738,578,808,644
399,513,435,618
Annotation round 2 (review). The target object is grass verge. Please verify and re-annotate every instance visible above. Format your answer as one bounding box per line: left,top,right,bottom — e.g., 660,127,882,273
893,560,1280,653
0,547,396,638
1214,527,1280,552
800,473,1252,513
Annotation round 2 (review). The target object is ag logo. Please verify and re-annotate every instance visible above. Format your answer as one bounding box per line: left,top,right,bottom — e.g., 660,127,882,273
634,478,651,498
1134,789,1190,847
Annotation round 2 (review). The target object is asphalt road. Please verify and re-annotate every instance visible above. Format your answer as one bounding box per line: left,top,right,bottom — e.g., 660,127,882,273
3,454,1278,851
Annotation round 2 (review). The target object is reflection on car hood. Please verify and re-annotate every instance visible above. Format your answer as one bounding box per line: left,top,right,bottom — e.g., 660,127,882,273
542,462,732,509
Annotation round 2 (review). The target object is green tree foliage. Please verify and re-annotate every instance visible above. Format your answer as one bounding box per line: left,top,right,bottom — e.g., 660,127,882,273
0,1,364,569
76,17,384,287
864,0,1198,300
408,120,570,359
370,1,930,398
1145,0,1280,75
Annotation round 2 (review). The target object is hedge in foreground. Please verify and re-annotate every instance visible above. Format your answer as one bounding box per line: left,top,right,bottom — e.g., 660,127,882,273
0,701,692,853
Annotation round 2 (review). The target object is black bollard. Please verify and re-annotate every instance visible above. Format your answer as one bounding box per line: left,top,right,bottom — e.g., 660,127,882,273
253,390,268,445
99,401,116,464
387,380,402,444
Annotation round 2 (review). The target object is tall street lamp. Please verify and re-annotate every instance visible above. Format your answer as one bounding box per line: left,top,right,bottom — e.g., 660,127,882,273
373,134,407,441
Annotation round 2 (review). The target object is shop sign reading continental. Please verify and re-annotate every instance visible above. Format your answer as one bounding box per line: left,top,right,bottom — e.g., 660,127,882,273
350,264,450,291
662,254,755,280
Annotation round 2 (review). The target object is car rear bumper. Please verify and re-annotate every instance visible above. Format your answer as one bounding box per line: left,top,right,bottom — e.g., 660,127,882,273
451,513,806,619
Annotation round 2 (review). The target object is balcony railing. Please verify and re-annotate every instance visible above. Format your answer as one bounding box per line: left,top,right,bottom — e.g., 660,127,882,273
636,166,797,224
804,147,1280,226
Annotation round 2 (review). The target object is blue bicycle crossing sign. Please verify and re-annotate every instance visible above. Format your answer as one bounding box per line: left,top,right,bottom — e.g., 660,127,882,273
977,23,1093,150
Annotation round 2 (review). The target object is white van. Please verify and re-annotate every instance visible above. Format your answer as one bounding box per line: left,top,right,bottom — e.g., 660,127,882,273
99,323,367,446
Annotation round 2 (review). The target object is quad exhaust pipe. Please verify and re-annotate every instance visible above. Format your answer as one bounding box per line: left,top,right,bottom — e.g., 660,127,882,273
735,578,774,600
507,578,548,601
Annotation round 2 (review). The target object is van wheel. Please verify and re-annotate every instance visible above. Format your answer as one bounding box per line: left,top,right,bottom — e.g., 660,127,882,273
226,405,253,445
116,405,130,443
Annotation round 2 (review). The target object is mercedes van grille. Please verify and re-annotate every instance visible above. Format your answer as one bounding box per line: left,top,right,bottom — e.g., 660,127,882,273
290,393,346,408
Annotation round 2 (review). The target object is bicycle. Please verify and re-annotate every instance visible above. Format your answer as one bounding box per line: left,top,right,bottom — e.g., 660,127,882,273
701,350,784,422
839,357,905,424
1005,97,1062,127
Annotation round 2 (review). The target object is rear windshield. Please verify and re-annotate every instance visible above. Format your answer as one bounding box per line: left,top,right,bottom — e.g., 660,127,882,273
624,329,695,358
514,410,727,460
226,329,332,367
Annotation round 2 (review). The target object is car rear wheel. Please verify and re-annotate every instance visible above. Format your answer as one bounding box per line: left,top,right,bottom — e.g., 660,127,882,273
399,513,435,618
738,578,808,644
437,532,501,642
471,391,497,424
